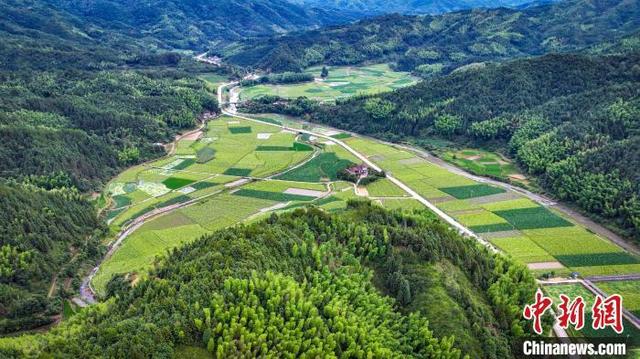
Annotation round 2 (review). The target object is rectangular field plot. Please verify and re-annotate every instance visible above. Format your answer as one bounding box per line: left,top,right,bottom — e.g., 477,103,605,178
490,236,556,263
162,177,195,189
223,167,252,176
494,206,573,230
555,252,640,267
365,179,407,197
469,222,515,233
440,184,506,199
523,227,622,255
480,198,538,212
379,198,426,211
232,189,317,202
228,126,252,134
456,210,510,227
196,147,216,163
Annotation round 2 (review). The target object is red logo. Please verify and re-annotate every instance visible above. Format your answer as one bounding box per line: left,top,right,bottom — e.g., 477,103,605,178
523,289,553,335
558,295,585,330
592,294,624,334
523,290,624,334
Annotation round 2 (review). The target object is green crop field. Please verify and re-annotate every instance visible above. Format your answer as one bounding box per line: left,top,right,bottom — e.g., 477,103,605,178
365,178,407,197
104,116,313,225
596,280,640,317
275,152,354,182
232,189,316,202
228,126,252,134
494,206,573,230
239,64,418,102
440,184,506,199
162,177,195,189
490,236,556,263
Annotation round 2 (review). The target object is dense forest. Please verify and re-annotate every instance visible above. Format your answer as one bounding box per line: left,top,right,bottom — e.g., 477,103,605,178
241,46,640,242
0,0,222,332
0,181,102,333
0,203,538,358
288,0,536,15
224,0,640,73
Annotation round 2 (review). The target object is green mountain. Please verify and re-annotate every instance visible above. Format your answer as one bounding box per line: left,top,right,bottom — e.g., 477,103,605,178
242,46,640,241
287,0,538,15
44,0,362,50
0,0,220,333
0,204,536,358
225,0,640,73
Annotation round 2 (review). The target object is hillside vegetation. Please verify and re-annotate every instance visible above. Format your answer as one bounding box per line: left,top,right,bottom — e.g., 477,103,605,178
0,203,537,358
225,0,640,73
0,0,221,332
245,48,640,242
289,0,536,15
0,182,102,333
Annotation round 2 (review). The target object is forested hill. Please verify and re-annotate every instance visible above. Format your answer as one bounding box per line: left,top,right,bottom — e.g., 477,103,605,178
0,203,537,358
246,48,640,241
0,0,221,333
224,0,640,73
287,0,536,15
41,0,362,50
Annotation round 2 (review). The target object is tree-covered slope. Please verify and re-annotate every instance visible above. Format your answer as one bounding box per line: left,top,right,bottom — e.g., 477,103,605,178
287,0,536,15
0,203,537,358
0,182,102,334
245,49,640,241
43,0,362,50
225,0,640,73
0,0,221,334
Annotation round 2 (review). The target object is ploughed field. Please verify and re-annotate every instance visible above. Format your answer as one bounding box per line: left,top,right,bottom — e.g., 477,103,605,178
239,64,418,102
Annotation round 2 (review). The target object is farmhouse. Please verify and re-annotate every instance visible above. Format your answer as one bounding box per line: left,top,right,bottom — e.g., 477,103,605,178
345,164,369,178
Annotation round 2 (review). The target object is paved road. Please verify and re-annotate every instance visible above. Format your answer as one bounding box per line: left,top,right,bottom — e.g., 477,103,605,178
219,82,497,252
393,143,639,256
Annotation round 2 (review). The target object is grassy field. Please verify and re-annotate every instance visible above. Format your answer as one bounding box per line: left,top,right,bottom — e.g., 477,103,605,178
240,64,418,102
439,148,528,186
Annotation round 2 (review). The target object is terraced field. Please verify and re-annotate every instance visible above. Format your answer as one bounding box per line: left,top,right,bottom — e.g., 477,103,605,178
240,64,418,102
343,136,640,277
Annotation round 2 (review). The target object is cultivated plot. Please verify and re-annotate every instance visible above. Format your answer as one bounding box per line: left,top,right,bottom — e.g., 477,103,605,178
240,64,418,102
343,135,639,276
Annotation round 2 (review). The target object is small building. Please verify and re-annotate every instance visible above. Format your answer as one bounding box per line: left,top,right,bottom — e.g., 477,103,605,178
346,164,369,178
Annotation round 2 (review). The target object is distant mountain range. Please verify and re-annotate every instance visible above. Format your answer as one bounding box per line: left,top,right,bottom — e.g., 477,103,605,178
225,0,640,73
286,0,542,14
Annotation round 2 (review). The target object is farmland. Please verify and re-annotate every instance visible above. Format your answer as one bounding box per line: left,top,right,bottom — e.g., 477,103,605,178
544,284,640,344
342,135,640,277
239,64,418,102
439,148,529,186
596,280,640,317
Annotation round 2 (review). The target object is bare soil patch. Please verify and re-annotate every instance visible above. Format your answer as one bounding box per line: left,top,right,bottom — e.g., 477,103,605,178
527,261,565,270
